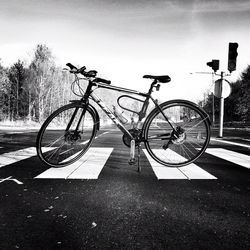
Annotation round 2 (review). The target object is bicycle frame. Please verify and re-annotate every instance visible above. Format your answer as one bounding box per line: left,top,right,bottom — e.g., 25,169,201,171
78,80,175,141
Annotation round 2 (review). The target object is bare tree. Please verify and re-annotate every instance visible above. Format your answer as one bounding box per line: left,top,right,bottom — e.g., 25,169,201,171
29,44,55,122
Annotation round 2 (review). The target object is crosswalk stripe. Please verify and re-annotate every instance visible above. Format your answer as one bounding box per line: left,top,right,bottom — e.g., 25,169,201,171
69,148,113,179
205,148,250,169
211,138,250,149
5,131,26,134
143,149,217,180
0,147,37,168
2,145,249,180
0,147,55,168
35,147,113,179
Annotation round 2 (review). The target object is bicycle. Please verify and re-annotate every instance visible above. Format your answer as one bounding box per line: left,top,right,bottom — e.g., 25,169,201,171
36,63,211,171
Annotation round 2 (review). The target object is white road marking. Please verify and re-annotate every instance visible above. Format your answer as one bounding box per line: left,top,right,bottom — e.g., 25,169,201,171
0,176,23,184
5,131,26,134
143,149,217,180
98,131,109,137
80,131,109,145
0,147,54,168
205,148,250,169
0,131,110,169
35,147,113,179
0,147,37,168
211,138,250,149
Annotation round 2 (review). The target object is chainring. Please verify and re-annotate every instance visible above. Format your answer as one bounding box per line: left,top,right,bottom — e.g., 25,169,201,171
122,128,142,147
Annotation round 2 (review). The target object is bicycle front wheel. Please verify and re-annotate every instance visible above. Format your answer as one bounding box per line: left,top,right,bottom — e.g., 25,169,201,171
143,100,210,167
36,103,97,168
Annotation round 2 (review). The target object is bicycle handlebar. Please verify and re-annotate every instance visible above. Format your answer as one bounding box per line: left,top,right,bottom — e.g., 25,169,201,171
66,63,78,71
66,63,111,84
93,77,111,85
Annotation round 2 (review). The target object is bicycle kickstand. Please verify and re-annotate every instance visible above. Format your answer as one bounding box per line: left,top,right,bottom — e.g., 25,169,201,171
128,140,142,173
128,139,136,165
137,144,141,173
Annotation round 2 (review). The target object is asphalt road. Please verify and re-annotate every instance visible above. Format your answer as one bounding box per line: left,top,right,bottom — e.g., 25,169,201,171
0,127,250,249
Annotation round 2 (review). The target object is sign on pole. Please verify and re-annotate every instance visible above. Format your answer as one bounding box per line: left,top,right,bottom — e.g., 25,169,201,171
214,79,231,99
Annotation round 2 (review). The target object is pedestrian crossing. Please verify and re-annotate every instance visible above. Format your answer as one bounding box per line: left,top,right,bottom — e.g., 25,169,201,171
143,150,217,180
35,148,113,179
0,147,51,168
0,145,249,180
0,147,37,168
205,148,250,169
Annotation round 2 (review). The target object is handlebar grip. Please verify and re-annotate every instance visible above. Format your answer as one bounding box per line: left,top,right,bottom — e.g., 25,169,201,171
66,63,78,70
94,77,111,85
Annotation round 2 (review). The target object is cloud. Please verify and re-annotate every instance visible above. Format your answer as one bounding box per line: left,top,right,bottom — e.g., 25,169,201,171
192,0,250,13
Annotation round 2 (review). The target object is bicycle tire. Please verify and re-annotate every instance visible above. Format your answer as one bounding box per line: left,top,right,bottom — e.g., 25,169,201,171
143,100,211,167
36,103,97,168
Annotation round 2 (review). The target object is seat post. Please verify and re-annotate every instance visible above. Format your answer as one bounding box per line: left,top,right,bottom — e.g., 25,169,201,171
147,80,157,95
138,80,157,121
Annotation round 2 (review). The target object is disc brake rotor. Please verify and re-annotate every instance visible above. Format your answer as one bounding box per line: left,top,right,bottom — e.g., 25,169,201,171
64,131,81,144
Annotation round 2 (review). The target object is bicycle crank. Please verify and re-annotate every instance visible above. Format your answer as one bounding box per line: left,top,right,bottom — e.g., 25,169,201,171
122,128,141,147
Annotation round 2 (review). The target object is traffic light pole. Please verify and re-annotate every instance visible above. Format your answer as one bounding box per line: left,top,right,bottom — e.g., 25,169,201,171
218,71,224,138
212,73,215,124
206,42,238,138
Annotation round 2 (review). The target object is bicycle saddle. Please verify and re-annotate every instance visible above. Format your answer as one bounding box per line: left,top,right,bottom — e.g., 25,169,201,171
143,75,171,83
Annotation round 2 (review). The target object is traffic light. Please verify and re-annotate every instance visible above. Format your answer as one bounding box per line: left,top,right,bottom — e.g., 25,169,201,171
206,59,220,72
228,42,238,73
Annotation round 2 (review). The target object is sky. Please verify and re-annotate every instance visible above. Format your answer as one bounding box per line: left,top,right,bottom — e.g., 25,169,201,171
1,0,250,102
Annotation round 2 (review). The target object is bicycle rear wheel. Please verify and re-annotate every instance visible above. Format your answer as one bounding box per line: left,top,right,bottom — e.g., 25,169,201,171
36,103,97,168
143,100,210,167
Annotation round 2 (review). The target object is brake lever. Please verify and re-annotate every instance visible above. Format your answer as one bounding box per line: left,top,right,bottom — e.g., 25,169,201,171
79,66,86,72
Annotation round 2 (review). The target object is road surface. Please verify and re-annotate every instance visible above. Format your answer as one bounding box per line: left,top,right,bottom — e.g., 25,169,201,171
0,127,250,249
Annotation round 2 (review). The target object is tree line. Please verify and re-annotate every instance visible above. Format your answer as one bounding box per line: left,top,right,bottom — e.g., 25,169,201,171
202,65,250,125
2,43,248,126
0,44,74,123
0,44,139,124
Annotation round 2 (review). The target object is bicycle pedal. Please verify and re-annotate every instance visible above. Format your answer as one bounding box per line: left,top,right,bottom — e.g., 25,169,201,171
128,158,136,165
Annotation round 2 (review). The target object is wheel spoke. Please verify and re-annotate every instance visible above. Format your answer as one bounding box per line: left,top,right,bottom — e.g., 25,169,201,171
43,134,65,149
37,104,97,167
144,102,210,167
184,117,209,133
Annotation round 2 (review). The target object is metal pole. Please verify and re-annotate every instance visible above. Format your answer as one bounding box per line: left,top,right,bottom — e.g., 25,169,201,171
218,72,224,138
219,97,224,137
212,73,215,124
16,77,19,118
212,94,215,124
